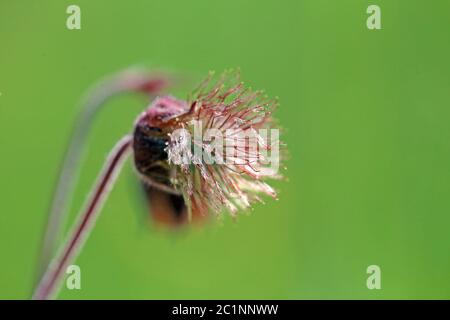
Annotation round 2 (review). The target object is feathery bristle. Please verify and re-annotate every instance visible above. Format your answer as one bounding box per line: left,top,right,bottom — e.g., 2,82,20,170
166,70,282,219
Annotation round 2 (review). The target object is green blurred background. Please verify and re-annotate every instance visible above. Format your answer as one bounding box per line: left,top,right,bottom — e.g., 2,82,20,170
1,0,450,299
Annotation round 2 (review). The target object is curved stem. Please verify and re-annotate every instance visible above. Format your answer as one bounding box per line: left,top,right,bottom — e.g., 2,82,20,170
33,136,132,300
37,69,170,280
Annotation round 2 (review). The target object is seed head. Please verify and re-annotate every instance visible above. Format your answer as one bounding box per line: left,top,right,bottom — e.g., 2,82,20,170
163,70,283,219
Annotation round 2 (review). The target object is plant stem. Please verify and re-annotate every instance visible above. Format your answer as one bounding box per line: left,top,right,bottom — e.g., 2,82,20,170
37,69,169,280
33,136,132,300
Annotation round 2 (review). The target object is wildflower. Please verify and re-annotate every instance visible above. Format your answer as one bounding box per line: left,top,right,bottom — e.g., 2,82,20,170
135,70,282,220
34,69,284,300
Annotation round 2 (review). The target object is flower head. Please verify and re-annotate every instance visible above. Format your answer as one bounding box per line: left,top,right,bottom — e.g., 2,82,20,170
163,70,283,219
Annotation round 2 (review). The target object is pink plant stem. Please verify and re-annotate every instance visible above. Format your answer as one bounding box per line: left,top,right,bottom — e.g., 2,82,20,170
38,70,170,280
33,135,132,300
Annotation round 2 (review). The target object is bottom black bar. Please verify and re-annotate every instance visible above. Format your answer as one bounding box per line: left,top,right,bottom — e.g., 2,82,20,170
0,300,447,318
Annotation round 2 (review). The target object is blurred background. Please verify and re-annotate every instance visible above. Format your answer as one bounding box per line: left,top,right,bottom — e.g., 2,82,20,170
1,0,450,299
